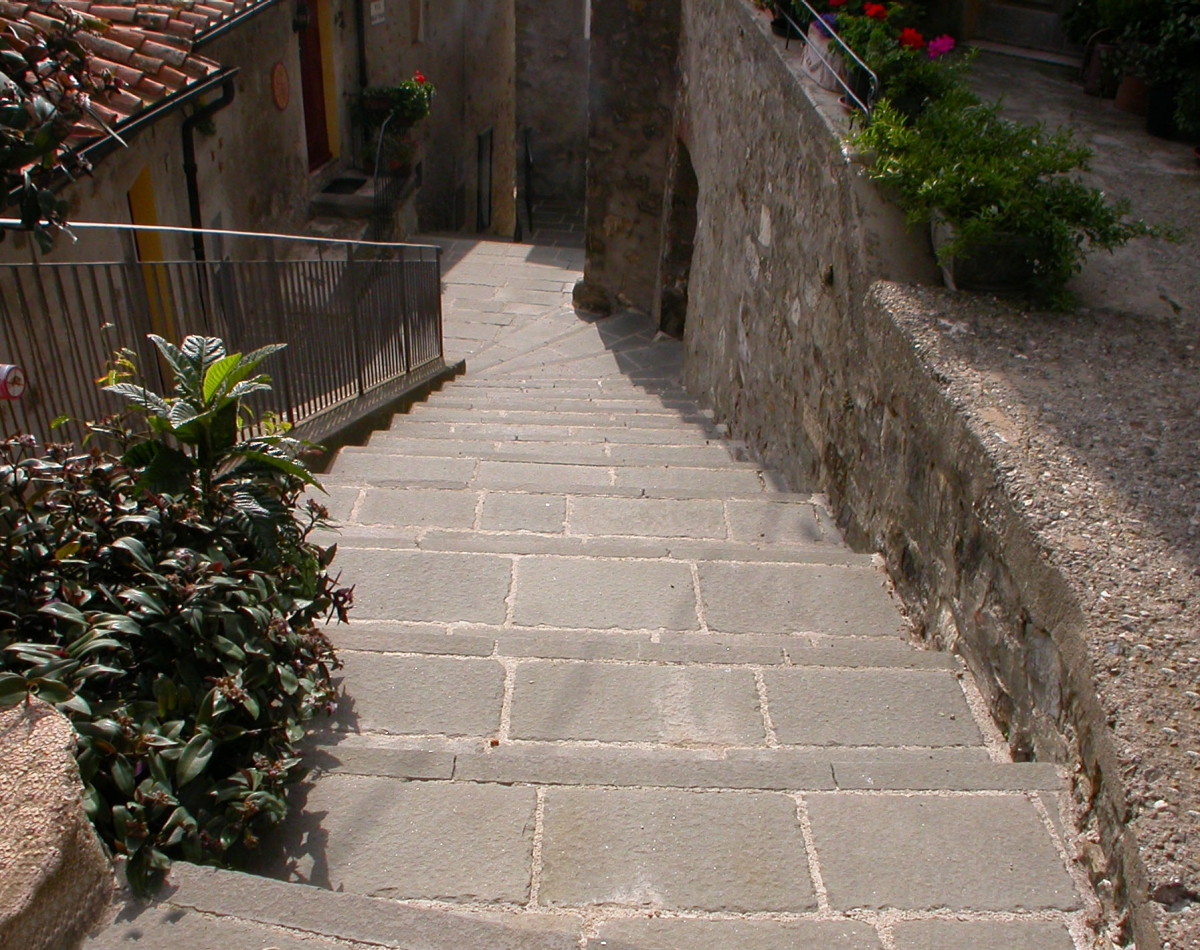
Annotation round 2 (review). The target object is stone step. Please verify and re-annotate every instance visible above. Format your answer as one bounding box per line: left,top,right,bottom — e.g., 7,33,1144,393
89,862,580,950
313,737,1063,793
447,377,689,396
328,547,905,636
425,393,700,413
324,528,861,566
321,649,983,748
327,625,951,668
314,488,845,549
347,437,757,468
379,419,721,445
404,406,710,429
243,773,1079,922
325,456,780,498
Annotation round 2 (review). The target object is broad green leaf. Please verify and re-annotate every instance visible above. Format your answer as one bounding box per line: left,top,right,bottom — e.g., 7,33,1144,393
0,673,27,707
201,353,243,405
111,757,135,796
110,536,154,571
30,678,74,704
176,734,214,786
234,450,319,488
38,601,87,626
102,383,170,415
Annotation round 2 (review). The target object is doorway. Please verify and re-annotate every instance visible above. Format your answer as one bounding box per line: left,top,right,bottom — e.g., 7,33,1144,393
298,1,331,170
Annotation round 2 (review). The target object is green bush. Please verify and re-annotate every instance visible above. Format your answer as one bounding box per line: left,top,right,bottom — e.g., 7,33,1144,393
855,88,1166,307
0,336,348,893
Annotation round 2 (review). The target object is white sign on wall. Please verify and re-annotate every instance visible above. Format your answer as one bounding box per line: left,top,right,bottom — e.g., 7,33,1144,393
370,0,385,26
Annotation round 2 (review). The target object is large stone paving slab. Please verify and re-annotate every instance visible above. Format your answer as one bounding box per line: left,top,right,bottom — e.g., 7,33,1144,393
482,493,567,532
513,557,698,629
805,793,1080,911
509,662,763,744
568,496,727,539
764,668,981,747
273,777,536,904
355,488,480,528
338,652,504,737
538,788,815,913
698,562,904,636
336,550,512,622
593,918,882,950
891,919,1076,950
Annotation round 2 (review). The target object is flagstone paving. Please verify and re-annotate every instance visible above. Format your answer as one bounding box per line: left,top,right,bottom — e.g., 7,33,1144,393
89,237,1094,950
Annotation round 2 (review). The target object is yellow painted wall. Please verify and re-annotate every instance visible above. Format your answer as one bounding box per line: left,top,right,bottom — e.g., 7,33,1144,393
318,0,340,159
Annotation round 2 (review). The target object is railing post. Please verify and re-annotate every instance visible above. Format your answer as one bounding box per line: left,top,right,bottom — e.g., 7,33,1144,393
265,243,297,426
347,243,366,397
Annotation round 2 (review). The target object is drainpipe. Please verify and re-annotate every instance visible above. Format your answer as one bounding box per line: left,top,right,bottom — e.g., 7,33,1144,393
181,75,237,263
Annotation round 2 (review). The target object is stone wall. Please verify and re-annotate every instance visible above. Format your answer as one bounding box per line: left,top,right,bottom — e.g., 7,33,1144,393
673,1,1155,945
368,0,516,236
515,0,588,203
574,0,681,316
0,702,112,950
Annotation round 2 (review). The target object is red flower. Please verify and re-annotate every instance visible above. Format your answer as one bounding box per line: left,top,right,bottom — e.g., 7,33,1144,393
899,27,925,49
414,71,427,84
863,3,888,19
827,0,847,6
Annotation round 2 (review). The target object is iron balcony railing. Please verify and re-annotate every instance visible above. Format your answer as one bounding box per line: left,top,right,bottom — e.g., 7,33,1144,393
0,222,446,449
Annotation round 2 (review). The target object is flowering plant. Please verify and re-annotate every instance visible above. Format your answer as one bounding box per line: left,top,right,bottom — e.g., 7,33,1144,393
836,4,969,118
926,34,956,58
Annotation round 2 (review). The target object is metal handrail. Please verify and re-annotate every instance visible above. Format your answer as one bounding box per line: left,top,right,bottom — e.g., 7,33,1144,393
0,218,439,256
778,2,879,115
0,221,446,447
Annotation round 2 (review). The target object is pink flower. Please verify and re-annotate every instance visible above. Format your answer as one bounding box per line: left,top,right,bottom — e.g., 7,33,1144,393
927,35,956,59
899,27,925,50
827,0,847,6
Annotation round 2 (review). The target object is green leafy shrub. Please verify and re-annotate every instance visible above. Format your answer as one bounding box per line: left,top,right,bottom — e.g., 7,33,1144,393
0,336,349,893
855,88,1167,307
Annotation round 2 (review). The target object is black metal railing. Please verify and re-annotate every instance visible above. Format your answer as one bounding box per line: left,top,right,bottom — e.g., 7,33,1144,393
0,222,445,448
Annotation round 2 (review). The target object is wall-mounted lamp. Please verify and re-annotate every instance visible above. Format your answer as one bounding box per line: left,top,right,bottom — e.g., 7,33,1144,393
292,2,310,32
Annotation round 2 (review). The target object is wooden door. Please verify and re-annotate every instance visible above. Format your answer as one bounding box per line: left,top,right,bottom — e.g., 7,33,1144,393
298,4,331,170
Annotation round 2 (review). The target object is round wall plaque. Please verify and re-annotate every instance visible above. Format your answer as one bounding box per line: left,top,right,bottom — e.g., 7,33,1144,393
271,62,290,111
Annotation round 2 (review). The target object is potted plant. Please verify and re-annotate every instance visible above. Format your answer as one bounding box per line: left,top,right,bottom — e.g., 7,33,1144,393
855,87,1171,307
351,71,435,172
1118,0,1200,140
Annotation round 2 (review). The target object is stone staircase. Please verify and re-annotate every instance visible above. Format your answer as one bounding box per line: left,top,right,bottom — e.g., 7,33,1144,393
88,239,1091,950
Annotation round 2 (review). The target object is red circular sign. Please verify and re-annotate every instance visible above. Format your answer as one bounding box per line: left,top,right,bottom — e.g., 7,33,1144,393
271,62,290,111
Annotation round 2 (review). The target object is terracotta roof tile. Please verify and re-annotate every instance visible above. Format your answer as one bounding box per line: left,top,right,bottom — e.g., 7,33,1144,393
126,51,163,73
88,5,137,22
6,0,273,157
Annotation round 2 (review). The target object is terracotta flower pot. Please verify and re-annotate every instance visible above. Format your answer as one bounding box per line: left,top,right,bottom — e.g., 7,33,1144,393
1115,74,1149,116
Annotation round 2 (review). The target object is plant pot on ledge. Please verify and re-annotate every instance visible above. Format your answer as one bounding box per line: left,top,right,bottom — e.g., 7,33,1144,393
931,214,1037,295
